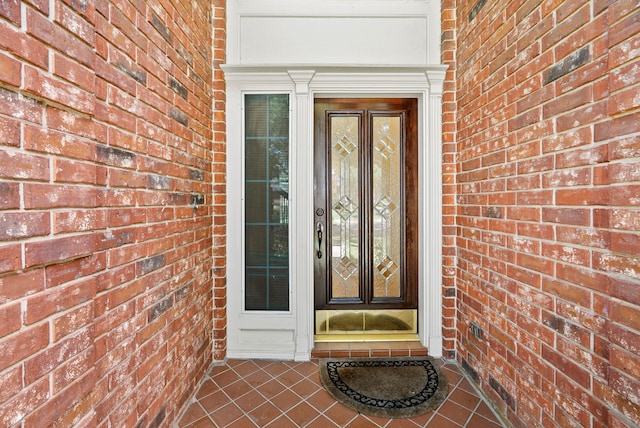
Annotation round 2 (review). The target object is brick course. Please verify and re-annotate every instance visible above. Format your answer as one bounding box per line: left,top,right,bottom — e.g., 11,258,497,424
2,0,638,427
0,0,214,426
447,0,640,426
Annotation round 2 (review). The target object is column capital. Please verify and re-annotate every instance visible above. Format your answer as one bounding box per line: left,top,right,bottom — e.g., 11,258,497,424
425,65,448,96
288,70,316,94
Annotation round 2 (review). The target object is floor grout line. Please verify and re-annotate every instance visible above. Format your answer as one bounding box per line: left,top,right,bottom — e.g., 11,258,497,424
180,359,509,428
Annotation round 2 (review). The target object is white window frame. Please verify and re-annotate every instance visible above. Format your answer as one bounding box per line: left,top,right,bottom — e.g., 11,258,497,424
227,74,299,360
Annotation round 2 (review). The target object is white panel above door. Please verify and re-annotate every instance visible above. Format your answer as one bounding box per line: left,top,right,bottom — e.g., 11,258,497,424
227,0,442,66
239,16,428,65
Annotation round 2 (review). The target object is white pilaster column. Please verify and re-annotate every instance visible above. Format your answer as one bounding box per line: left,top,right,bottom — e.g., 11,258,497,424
424,67,447,357
288,70,316,361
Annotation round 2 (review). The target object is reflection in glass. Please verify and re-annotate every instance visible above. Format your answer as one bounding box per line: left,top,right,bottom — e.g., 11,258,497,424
330,116,360,299
244,94,289,311
372,116,401,298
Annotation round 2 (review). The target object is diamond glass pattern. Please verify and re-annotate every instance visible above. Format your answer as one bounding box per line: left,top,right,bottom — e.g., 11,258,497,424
336,256,358,280
377,256,399,279
372,116,401,298
333,195,358,220
375,195,398,219
375,135,398,159
334,135,357,157
330,116,360,299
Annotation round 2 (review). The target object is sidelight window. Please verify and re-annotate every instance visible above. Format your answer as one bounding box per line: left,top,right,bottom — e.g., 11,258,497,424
244,94,290,311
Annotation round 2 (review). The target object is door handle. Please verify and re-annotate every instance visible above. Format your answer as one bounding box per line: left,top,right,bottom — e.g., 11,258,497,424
316,221,324,259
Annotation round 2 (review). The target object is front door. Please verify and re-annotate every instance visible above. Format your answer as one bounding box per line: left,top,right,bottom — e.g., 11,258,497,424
314,98,418,335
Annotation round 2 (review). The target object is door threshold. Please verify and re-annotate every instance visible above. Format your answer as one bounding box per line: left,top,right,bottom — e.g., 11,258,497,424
312,337,427,358
314,333,419,343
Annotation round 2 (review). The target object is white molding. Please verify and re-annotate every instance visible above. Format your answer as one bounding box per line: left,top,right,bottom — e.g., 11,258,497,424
426,68,447,96
423,67,446,357
288,70,316,94
229,0,438,16
225,74,299,359
227,0,442,65
306,67,448,358
288,70,316,361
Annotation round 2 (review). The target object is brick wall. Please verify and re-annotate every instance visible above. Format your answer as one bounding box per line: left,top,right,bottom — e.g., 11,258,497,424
211,0,227,363
0,0,216,426
441,0,458,360
449,0,640,427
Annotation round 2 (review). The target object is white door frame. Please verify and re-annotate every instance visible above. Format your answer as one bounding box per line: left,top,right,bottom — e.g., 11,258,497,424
223,66,446,361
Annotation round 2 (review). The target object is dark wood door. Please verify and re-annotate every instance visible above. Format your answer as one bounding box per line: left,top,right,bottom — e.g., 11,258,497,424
314,99,418,310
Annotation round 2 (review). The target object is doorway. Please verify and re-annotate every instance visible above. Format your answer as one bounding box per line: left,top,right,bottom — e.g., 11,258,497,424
225,67,446,359
313,98,419,337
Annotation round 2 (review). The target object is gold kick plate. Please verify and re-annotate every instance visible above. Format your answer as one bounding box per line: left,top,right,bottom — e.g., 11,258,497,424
314,309,418,341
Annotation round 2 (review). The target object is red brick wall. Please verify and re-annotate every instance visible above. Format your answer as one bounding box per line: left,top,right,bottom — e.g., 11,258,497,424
442,0,458,360
211,0,227,363
449,0,640,427
0,0,217,426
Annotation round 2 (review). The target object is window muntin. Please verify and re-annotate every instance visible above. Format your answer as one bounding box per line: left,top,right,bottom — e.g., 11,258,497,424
244,94,290,311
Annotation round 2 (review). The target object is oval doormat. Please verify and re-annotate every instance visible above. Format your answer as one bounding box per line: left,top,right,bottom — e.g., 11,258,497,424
319,357,448,419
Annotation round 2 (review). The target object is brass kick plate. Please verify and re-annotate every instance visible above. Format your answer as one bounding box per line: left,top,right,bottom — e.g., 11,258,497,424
315,309,417,338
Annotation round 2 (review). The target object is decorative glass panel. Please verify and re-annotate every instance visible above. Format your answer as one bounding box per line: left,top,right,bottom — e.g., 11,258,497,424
244,94,289,311
330,116,360,299
372,116,401,298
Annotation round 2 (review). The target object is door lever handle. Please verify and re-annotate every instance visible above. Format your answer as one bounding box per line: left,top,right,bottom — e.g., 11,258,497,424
316,221,324,259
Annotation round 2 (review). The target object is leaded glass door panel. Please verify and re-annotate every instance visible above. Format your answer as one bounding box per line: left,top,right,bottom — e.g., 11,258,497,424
314,99,418,311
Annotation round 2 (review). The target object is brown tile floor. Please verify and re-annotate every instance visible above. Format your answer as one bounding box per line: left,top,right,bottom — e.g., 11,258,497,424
177,353,508,427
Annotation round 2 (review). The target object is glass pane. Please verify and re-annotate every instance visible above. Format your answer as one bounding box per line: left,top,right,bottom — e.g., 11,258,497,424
245,139,267,180
267,268,289,310
372,116,401,298
245,225,266,266
245,182,267,223
245,268,267,310
330,116,360,299
269,139,289,182
244,94,290,311
269,225,288,265
244,183,289,224
245,268,289,311
268,96,290,137
245,97,267,138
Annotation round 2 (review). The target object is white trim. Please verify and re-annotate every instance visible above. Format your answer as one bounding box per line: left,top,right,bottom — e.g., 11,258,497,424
226,78,299,360
227,0,442,65
424,68,447,357
288,70,316,361
311,67,448,358
224,66,447,360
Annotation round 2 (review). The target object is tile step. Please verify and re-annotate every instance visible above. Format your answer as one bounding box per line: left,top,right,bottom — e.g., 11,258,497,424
311,340,428,358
